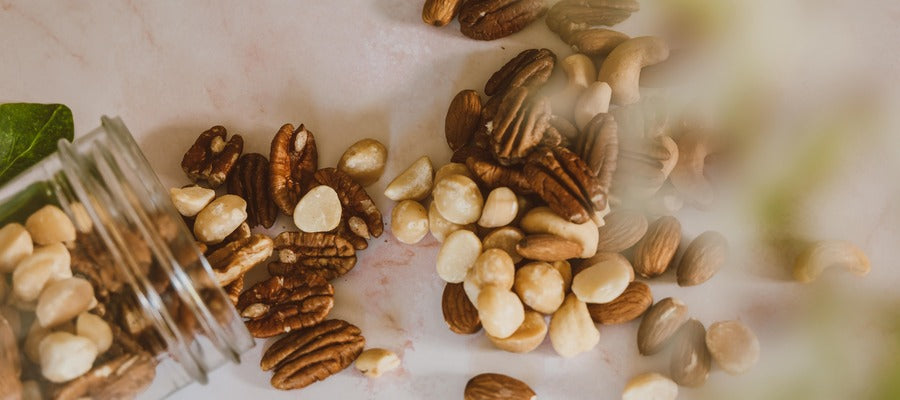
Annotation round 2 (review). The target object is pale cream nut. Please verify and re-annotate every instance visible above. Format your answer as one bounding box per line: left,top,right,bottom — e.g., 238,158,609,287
463,269,483,308
551,260,573,293
384,156,434,201
354,348,401,378
36,277,95,328
75,312,112,353
472,249,516,290
433,174,484,225
514,262,565,314
24,320,51,363
39,331,98,383
0,223,33,273
434,162,473,186
436,230,482,283
487,310,547,353
12,243,72,302
477,286,525,339
483,227,525,263
478,187,518,228
26,205,76,245
428,201,469,243
793,240,870,283
193,195,248,244
571,257,632,304
337,138,388,187
705,320,760,375
169,185,215,217
582,252,634,282
574,81,612,131
520,207,598,258
549,293,599,358
293,185,343,233
622,372,678,400
391,200,429,244
69,202,93,233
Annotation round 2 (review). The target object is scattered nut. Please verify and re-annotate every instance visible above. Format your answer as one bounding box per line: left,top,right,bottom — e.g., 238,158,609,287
337,138,388,187
391,200,429,244
0,223,32,273
270,123,318,216
445,90,483,150
793,240,870,283
384,156,434,201
227,153,279,228
487,310,547,354
207,234,274,286
571,256,632,304
465,373,536,400
428,201,470,243
633,216,681,278
442,282,482,334
596,210,648,253
39,331,98,383
433,174,484,225
670,319,711,387
25,205,76,245
597,36,670,106
520,207,598,258
478,187,518,228
193,195,248,244
482,226,525,263
181,125,243,188
470,249,516,291
622,372,678,400
477,286,525,339
513,262,565,314
677,231,728,286
169,185,215,218
574,81,612,131
75,312,112,353
516,234,584,262
293,185,343,233
637,297,689,355
550,260,573,292
434,162,474,186
36,277,95,328
354,348,400,378
422,0,465,27
436,230,482,283
587,281,652,325
705,320,759,375
12,243,72,302
549,293,599,358
261,319,364,390
458,0,548,41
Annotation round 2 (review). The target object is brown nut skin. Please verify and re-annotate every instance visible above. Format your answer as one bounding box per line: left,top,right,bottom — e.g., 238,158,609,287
446,90,484,151
423,0,465,27
596,210,648,253
516,234,583,262
526,146,606,224
459,0,548,41
270,123,318,216
575,113,619,191
637,297,688,355
314,168,384,241
546,0,639,38
262,319,365,390
237,273,334,338
181,125,244,188
442,282,482,334
227,153,278,228
633,216,681,278
465,373,536,400
485,48,556,98
587,281,652,324
670,319,711,388
491,87,552,165
677,231,727,286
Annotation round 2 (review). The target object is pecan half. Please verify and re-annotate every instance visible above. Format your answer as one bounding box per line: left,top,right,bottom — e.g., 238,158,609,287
490,87,552,165
50,352,156,400
227,153,278,228
272,232,358,280
465,151,533,194
181,126,244,188
546,0,639,37
313,168,383,246
237,274,334,338
485,49,556,98
207,233,274,287
525,146,605,224
224,274,244,305
459,0,548,41
576,113,618,192
270,124,318,216
261,319,365,390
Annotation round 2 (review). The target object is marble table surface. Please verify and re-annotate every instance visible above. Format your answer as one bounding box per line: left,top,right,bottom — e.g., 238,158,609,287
2,1,899,399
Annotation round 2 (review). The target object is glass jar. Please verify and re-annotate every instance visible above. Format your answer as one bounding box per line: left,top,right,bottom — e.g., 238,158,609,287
0,116,253,399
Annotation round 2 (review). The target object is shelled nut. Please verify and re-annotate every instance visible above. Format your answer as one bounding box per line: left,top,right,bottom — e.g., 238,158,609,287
477,286,525,339
75,312,112,353
705,320,760,375
513,262,565,314
433,174,484,225
391,200,429,244
26,205,76,245
0,223,33,273
478,187,518,228
487,310,547,353
193,195,248,244
354,348,401,378
436,230,482,283
39,331,98,383
169,186,215,218
384,156,434,201
571,256,632,304
520,207,598,259
36,277,95,328
549,293,599,358
428,202,469,243
337,138,388,187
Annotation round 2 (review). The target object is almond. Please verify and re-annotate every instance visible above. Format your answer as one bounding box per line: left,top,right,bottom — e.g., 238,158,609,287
445,89,483,151
633,216,681,278
516,234,584,262
637,297,688,355
669,319,710,387
442,282,481,334
422,0,465,27
465,373,536,400
676,231,727,286
587,281,652,324
596,210,648,253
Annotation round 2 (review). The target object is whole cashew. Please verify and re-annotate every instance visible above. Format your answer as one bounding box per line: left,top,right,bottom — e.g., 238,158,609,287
574,82,612,131
561,54,596,89
598,36,670,106
794,241,870,283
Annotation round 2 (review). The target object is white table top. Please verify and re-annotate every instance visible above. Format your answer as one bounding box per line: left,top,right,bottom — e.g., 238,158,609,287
3,1,899,399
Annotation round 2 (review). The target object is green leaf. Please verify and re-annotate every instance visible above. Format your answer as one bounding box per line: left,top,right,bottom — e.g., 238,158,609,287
0,103,74,185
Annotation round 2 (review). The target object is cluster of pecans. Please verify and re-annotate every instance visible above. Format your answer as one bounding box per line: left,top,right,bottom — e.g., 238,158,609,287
176,125,399,390
422,0,549,41
0,206,156,399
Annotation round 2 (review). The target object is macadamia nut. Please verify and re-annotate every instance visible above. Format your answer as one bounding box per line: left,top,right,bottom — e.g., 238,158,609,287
551,260,573,293
354,348,401,378
705,320,760,375
520,207,598,258
433,174,484,225
194,195,248,244
39,331,98,383
169,186,215,217
549,294,599,358
338,138,388,187
384,156,434,201
428,201,469,242
472,249,515,290
12,243,72,302
36,277,95,328
487,310,547,353
25,205,76,245
293,185,343,233
514,262,566,314
0,223,33,273
436,230,482,283
76,312,112,353
478,187,518,228
482,227,525,264
434,162,473,186
391,200,429,244
477,286,525,339
572,257,633,304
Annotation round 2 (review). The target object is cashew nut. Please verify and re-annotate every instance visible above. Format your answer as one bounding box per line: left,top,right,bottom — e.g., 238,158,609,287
391,200,429,244
520,207,598,258
793,240,870,283
598,36,670,106
384,156,434,201
574,82,612,131
561,53,597,89
0,223,32,273
25,205,76,245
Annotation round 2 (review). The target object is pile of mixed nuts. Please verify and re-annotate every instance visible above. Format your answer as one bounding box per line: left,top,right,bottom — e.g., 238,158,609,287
173,124,399,390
